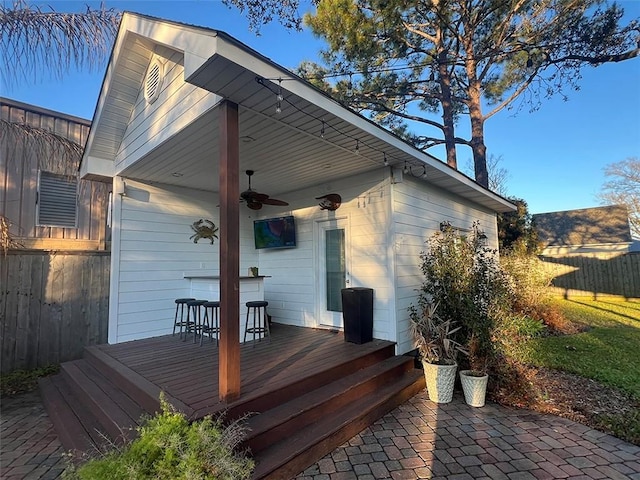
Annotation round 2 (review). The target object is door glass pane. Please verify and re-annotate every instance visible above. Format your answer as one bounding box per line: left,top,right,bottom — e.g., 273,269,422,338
325,228,345,312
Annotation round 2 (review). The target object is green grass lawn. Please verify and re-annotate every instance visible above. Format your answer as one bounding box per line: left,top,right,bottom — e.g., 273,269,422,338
521,297,640,399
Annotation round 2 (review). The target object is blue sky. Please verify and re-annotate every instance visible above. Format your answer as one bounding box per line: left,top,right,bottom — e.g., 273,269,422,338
4,0,639,214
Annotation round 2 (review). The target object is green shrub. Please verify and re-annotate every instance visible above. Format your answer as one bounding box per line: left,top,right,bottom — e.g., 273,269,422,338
413,222,514,372
65,397,254,480
0,364,60,397
500,251,580,334
494,312,546,358
500,249,553,314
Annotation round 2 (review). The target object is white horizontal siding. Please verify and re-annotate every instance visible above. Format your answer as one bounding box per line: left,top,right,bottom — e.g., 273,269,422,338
260,169,395,342
110,168,499,348
115,49,219,172
110,179,257,343
392,176,498,354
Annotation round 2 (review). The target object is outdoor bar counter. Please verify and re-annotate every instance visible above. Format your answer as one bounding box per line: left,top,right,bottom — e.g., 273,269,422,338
182,273,269,342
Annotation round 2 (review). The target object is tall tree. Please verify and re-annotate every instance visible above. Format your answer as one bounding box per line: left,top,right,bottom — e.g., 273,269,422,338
598,157,640,238
301,0,640,188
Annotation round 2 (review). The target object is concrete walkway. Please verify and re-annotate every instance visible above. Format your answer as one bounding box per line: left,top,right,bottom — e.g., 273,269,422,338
2,389,639,479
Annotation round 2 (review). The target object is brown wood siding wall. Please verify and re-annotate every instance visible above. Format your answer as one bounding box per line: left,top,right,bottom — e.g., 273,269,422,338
539,252,640,299
0,250,110,373
1,100,110,248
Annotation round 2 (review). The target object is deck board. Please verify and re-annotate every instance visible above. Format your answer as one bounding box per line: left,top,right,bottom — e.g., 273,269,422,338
96,323,395,417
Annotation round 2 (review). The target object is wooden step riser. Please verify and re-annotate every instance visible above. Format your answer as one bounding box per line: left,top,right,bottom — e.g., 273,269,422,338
61,362,137,445
83,347,162,415
39,376,98,454
246,358,414,454
227,343,396,419
257,372,426,480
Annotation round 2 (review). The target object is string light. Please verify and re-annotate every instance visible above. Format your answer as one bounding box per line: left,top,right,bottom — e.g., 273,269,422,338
275,78,283,113
255,76,434,175
346,74,353,97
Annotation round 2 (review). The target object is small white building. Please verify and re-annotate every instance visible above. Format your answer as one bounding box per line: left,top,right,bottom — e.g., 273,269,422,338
81,12,514,370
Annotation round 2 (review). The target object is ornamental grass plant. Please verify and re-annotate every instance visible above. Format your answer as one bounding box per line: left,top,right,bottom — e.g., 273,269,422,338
63,396,254,480
408,300,465,365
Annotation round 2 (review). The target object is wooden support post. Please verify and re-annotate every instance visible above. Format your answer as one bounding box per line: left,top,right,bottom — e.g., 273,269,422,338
218,101,241,402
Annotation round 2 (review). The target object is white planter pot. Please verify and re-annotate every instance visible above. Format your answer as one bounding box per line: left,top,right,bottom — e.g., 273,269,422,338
459,370,488,407
422,360,457,403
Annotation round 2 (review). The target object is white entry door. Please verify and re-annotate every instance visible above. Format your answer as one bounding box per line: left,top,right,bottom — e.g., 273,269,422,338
317,218,350,328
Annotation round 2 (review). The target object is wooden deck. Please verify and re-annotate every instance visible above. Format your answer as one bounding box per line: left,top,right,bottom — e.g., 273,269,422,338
41,323,425,479
90,323,395,415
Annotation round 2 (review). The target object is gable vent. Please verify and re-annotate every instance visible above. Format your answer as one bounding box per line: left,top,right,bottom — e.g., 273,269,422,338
144,58,163,104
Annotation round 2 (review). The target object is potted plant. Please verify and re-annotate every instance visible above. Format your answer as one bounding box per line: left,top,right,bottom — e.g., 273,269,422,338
409,300,465,403
458,335,490,407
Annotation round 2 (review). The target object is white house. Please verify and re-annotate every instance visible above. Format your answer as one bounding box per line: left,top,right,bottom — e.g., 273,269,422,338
80,12,514,399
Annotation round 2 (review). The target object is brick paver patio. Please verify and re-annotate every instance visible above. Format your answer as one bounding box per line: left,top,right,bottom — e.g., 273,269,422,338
296,391,640,480
2,389,639,479
1,392,66,480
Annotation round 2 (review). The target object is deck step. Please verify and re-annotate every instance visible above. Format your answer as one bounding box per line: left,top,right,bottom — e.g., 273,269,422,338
83,345,192,417
40,329,426,478
61,360,144,444
222,341,397,420
245,354,415,454
250,363,425,480
39,374,110,455
40,358,149,456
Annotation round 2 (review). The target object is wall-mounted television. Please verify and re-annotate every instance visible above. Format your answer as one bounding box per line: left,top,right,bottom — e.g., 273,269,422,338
254,215,297,249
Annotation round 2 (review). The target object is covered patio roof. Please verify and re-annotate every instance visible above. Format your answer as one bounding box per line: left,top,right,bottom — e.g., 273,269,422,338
81,12,514,214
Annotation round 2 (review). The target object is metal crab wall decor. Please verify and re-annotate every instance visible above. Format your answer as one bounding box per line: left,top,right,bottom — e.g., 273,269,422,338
190,219,218,244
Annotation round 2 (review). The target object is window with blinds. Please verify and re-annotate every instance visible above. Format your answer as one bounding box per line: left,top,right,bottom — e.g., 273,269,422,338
37,171,78,227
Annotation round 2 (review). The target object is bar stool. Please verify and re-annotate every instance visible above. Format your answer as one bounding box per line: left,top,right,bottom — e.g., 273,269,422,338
173,298,195,338
201,301,220,346
185,299,207,342
243,300,270,345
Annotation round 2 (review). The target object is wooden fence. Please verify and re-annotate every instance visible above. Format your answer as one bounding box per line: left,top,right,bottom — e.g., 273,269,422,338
539,252,640,299
0,250,110,373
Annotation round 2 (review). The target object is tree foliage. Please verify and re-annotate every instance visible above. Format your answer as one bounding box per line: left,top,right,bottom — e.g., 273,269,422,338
598,157,640,238
0,1,120,246
301,0,640,188
497,197,539,254
0,0,120,175
222,0,307,31
0,0,121,88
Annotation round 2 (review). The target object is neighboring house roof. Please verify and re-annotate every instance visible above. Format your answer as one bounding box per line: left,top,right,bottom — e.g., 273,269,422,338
1,97,91,128
533,205,633,247
81,12,515,214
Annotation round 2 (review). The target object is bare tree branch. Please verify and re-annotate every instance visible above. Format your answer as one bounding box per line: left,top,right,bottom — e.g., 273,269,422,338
598,157,640,238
